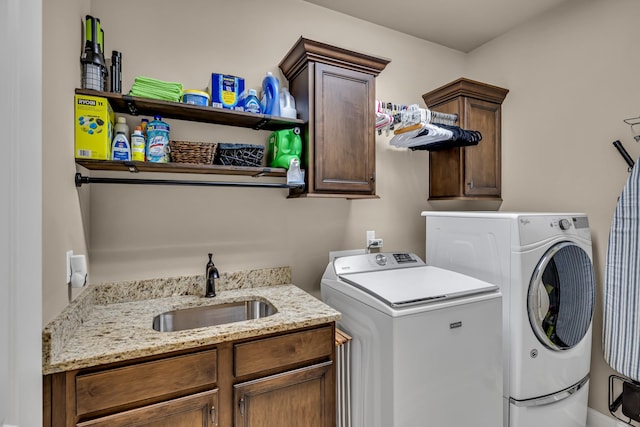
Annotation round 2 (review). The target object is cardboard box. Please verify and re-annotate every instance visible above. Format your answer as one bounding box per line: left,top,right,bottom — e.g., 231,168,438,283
209,74,245,111
74,94,114,160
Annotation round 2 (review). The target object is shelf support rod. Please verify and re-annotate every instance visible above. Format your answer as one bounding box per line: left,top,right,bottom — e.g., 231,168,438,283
75,173,302,189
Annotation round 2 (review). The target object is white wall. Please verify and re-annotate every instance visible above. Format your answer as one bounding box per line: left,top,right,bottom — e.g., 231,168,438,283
466,0,640,419
0,0,42,425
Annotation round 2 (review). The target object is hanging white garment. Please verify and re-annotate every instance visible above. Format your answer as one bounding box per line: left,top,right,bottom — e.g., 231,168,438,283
603,158,640,382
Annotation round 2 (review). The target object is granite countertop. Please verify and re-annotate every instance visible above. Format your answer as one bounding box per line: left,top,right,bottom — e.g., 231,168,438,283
42,267,341,375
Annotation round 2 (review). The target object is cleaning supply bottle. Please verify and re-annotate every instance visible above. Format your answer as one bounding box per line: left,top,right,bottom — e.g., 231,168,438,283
261,72,280,117
267,127,302,169
279,88,297,119
131,126,146,161
146,115,170,163
111,131,131,161
244,89,262,114
140,118,149,138
115,116,129,139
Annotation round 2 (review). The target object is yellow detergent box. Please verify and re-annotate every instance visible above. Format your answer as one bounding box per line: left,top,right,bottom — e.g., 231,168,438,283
209,73,245,111
74,94,115,160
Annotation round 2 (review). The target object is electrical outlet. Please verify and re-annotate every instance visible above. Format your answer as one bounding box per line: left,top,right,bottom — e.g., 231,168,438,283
66,250,73,284
366,230,375,247
367,238,383,248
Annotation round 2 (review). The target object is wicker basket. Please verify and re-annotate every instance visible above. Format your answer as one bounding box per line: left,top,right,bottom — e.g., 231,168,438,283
169,141,217,164
215,143,264,167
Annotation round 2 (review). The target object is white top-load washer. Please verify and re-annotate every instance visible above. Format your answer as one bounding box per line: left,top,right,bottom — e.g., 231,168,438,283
422,212,595,427
321,252,503,427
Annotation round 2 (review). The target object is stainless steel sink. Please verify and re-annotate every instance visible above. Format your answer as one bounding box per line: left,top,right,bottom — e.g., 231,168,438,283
152,299,277,332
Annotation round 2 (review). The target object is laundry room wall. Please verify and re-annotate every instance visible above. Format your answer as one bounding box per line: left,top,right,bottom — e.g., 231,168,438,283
42,0,466,324
464,0,640,418
42,0,637,420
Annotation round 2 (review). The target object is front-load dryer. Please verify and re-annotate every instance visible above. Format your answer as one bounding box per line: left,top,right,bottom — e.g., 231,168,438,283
422,212,595,427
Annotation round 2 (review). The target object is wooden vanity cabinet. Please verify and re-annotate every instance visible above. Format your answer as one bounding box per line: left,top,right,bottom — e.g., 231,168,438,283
422,78,509,200
234,362,333,427
43,324,335,427
279,37,390,199
233,326,335,427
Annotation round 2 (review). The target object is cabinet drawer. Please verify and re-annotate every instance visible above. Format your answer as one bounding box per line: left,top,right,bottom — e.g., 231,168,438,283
234,326,333,377
76,349,217,417
77,389,218,427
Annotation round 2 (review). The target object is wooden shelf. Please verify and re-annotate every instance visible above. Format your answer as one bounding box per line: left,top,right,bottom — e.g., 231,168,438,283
76,159,287,178
75,88,304,131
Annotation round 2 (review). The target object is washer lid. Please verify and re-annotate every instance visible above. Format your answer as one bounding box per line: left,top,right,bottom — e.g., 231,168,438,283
340,265,498,308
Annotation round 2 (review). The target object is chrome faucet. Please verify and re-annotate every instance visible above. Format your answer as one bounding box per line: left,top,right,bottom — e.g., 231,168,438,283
205,253,219,298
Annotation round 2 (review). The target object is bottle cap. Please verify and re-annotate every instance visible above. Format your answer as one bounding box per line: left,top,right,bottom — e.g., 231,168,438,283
117,117,126,123
249,89,257,96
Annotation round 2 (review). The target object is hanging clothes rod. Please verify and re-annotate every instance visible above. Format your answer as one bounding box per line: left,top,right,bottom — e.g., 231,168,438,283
75,173,302,189
612,140,635,169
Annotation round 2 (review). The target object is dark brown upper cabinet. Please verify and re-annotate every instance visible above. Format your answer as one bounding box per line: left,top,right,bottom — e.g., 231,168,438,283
422,78,509,201
279,37,390,199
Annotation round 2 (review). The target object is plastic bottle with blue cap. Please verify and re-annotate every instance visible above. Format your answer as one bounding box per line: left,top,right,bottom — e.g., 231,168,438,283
261,72,280,117
244,89,262,114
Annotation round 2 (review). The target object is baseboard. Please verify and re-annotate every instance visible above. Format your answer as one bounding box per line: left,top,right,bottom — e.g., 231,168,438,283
588,407,629,427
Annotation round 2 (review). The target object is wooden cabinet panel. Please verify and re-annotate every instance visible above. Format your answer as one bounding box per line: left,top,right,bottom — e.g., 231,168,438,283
234,326,334,378
76,349,217,417
234,362,334,427
463,97,502,197
422,78,508,200
76,389,218,427
313,63,375,193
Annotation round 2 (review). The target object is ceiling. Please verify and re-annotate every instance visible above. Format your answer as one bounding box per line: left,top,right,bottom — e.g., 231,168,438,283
304,0,578,52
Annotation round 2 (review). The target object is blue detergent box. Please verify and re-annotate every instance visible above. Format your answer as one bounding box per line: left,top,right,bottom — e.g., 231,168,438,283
209,74,245,111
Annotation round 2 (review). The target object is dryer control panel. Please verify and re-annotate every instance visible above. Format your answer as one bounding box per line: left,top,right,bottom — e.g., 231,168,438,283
518,214,592,246
333,252,425,275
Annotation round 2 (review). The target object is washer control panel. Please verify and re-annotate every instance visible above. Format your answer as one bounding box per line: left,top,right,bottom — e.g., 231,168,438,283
333,252,425,275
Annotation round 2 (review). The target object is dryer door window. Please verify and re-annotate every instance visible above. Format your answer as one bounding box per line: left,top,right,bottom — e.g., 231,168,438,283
527,242,595,351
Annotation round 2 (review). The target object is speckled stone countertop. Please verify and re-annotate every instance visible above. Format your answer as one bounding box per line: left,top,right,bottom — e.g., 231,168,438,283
42,267,341,375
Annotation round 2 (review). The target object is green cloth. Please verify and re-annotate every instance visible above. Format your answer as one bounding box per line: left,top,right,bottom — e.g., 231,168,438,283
129,76,184,102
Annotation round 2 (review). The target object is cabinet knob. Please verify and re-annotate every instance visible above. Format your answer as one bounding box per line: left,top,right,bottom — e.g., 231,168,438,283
467,181,474,189
239,397,246,416
210,406,217,424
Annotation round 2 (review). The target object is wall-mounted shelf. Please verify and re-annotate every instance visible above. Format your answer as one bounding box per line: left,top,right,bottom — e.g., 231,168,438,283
75,88,304,131
74,160,300,189
74,89,305,190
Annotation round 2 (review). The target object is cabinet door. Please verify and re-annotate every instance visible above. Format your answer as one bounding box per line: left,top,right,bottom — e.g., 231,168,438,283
313,63,375,194
76,389,219,427
462,97,501,197
234,361,334,427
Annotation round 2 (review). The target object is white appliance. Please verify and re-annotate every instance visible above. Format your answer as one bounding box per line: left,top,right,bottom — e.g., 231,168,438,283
422,212,596,427
321,252,503,427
